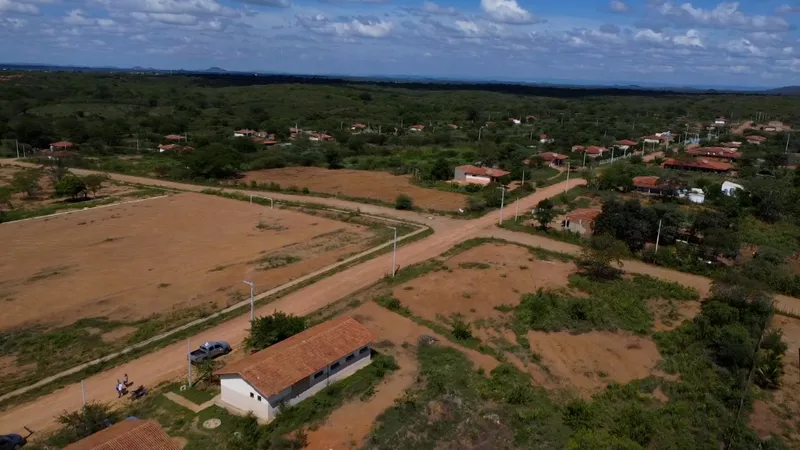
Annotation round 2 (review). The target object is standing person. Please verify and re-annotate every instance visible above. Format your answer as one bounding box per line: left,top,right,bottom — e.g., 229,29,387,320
123,374,129,386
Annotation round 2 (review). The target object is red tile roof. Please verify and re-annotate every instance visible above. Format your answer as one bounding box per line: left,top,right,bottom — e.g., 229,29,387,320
633,176,662,189
585,145,607,154
565,208,601,223
456,165,511,178
746,135,767,142
571,145,585,152
448,124,458,129
539,134,548,139
235,129,255,134
50,141,74,148
616,140,638,146
539,152,568,161
311,133,333,140
410,125,425,130
217,317,374,397
686,147,742,160
63,419,181,450
663,158,731,172
163,134,185,140
351,123,367,129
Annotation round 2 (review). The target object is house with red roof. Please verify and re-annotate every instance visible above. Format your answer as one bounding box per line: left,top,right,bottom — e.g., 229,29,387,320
157,144,193,153
453,165,510,185
539,134,554,144
538,152,568,167
686,147,742,160
409,125,425,132
562,208,601,235
234,129,256,137
63,418,181,450
632,176,676,195
215,317,375,423
746,135,767,145
309,133,333,142
49,141,74,151
350,123,367,131
663,158,731,173
164,134,185,141
616,140,638,151
584,146,608,158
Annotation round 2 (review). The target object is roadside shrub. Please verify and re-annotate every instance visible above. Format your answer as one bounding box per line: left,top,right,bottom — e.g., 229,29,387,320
451,318,473,341
395,194,413,210
302,187,310,194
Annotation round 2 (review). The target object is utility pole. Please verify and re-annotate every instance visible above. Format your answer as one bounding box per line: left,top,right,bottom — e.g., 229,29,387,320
655,219,663,254
583,151,587,167
81,380,86,406
515,170,525,221
389,226,397,277
187,338,192,388
243,280,255,323
786,133,792,154
498,187,505,225
15,139,19,158
564,162,571,194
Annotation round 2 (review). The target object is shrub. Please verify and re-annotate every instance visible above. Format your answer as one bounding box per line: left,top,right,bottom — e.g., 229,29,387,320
395,194,413,210
451,318,473,341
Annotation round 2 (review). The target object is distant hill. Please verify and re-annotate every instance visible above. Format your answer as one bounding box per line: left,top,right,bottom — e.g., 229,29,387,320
764,86,800,95
204,67,227,73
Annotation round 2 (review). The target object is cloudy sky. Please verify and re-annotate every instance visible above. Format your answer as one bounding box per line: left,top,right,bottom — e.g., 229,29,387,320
0,0,799,87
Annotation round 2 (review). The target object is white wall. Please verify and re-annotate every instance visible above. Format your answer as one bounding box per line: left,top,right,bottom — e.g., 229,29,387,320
220,376,273,422
281,351,372,408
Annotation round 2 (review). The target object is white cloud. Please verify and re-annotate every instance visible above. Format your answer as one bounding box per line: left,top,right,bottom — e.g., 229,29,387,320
422,1,458,16
776,4,800,14
609,1,630,13
91,0,241,17
131,11,199,25
297,15,393,38
238,0,291,8
672,29,703,47
657,2,791,31
480,0,536,25
0,16,27,29
0,0,38,15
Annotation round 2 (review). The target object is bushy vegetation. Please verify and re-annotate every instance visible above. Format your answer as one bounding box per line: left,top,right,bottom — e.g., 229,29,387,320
513,274,698,335
244,312,307,351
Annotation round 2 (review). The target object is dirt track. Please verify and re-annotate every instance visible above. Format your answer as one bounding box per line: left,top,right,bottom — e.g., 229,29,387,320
0,161,585,434
4,159,800,437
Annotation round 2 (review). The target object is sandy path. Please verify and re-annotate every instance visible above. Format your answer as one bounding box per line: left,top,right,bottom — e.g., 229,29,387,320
0,175,582,435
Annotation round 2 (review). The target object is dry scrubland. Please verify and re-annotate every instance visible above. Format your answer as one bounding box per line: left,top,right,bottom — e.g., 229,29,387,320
0,192,383,395
242,167,468,211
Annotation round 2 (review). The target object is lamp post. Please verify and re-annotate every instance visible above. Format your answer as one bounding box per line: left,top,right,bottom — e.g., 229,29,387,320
388,227,397,277
243,280,255,323
498,186,506,225
564,162,570,194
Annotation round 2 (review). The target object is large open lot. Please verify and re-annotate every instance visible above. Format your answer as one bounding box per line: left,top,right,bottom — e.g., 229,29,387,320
242,167,468,211
0,192,379,332
0,192,388,396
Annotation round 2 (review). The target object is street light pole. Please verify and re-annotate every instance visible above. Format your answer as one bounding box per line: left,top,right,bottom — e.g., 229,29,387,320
655,219,663,254
243,280,255,323
498,186,505,225
187,338,192,388
564,162,571,194
388,227,397,277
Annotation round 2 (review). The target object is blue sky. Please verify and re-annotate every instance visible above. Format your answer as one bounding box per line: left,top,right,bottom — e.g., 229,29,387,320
0,0,799,87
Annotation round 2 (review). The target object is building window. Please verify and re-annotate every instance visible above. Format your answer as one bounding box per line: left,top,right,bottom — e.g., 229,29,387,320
359,346,369,355
257,396,262,402
331,362,341,371
250,392,254,398
346,353,355,362
314,370,325,379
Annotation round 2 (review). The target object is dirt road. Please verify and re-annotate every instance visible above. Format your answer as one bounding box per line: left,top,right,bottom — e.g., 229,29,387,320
0,171,584,434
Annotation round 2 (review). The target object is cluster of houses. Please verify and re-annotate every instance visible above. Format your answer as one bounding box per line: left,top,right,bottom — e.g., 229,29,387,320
233,129,279,146
157,134,193,153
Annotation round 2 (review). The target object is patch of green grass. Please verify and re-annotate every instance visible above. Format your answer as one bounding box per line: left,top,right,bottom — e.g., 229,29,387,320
512,274,699,335
255,254,301,270
741,216,800,257
169,383,219,405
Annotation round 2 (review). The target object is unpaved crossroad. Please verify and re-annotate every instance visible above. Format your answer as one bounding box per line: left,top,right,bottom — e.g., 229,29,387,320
0,162,585,434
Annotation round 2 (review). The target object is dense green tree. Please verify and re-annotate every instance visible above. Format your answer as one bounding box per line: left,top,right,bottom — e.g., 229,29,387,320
56,403,119,444
55,174,87,199
579,234,628,280
245,312,306,351
11,170,41,198
533,198,555,229
185,144,243,179
395,194,413,210
83,174,108,198
429,158,452,181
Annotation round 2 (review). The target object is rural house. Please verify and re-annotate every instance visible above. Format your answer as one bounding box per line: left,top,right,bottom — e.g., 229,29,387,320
49,141,74,151
686,147,742,160
234,129,256,137
584,146,607,158
63,418,181,450
539,134,554,144
350,123,367,131
662,158,732,174
538,152,568,167
615,140,638,151
714,117,728,126
409,125,425,132
746,135,767,145
453,165,510,185
215,316,375,423
164,134,185,141
309,133,333,142
633,176,670,195
562,208,601,235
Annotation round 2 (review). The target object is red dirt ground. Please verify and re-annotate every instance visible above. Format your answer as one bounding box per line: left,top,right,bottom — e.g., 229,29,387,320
392,243,575,324
240,167,467,211
304,301,498,450
0,192,375,331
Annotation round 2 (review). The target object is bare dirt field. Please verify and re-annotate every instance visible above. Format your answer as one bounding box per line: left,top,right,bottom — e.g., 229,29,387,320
241,167,467,211
0,192,377,332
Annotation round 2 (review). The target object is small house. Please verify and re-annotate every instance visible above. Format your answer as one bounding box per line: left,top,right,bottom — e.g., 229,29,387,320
350,123,367,131
721,181,744,196
448,124,459,129
215,317,375,424
633,176,668,195
584,146,607,158
309,133,333,142
49,141,74,151
746,135,767,145
686,147,742,161
538,152,568,167
63,418,181,450
662,158,731,174
453,165,510,185
642,135,662,145
616,140,638,151
539,134,554,144
509,118,521,125
714,117,728,126
409,125,425,132
562,208,601,235
164,134,185,141
234,129,256,137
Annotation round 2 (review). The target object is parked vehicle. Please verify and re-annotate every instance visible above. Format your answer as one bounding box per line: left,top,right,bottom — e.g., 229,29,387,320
188,341,231,364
